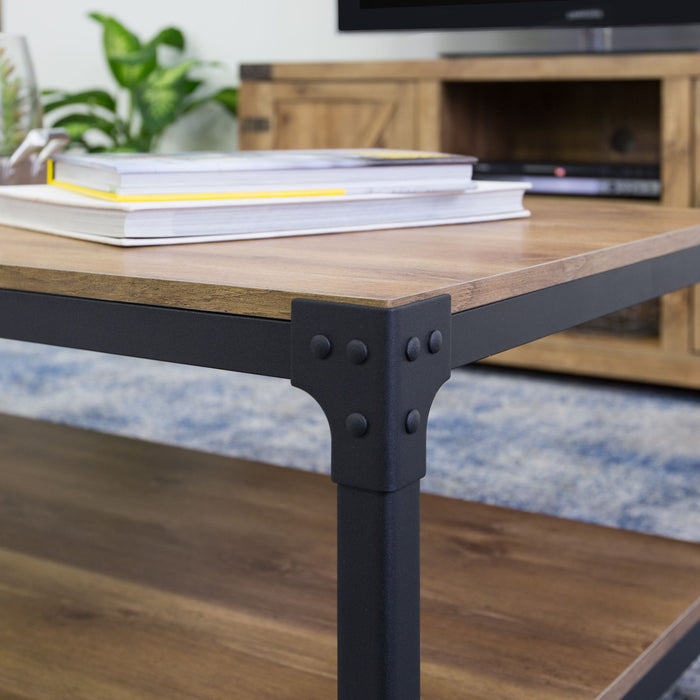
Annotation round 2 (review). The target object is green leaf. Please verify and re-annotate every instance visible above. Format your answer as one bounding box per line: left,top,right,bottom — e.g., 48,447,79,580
182,79,203,96
108,46,157,66
43,89,117,114
87,12,111,25
90,11,140,54
180,87,239,119
210,87,238,115
133,83,183,134
149,60,198,89
90,12,156,88
51,113,117,141
149,27,185,51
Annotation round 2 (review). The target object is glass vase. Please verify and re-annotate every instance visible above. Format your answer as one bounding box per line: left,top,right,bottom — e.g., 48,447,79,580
0,33,43,184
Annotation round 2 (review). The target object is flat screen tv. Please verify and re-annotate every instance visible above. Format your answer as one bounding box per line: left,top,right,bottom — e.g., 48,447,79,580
338,0,700,33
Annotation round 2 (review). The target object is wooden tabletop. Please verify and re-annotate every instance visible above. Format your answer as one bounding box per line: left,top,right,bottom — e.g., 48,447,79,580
1,196,700,320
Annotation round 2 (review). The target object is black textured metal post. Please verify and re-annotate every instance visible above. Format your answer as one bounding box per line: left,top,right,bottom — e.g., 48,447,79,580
337,482,420,698
291,295,451,700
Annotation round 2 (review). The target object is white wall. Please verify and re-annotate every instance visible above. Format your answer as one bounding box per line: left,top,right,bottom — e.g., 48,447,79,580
7,0,700,94
3,0,459,149
4,0,447,91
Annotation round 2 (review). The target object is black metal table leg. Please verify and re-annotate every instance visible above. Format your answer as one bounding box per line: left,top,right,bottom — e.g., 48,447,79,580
291,295,452,699
337,481,421,698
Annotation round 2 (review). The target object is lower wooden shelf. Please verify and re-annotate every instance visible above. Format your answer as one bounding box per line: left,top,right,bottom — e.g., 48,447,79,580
0,413,698,699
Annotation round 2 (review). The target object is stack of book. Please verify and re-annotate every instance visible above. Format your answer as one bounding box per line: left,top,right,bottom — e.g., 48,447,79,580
0,148,530,246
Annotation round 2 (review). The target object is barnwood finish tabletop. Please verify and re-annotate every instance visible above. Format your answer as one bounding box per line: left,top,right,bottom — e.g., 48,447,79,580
1,197,700,318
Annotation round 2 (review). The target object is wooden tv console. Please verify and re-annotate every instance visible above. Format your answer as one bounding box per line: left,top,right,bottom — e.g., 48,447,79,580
239,52,700,389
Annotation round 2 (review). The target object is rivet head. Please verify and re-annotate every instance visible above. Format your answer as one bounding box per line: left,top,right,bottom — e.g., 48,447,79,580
405,409,421,434
346,413,368,438
346,339,369,364
406,336,421,361
310,334,332,359
428,330,443,354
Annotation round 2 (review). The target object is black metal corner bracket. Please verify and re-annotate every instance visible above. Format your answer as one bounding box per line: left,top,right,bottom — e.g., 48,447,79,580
290,295,452,492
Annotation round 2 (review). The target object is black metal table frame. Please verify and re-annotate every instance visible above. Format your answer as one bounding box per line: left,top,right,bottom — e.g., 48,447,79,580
1,245,700,700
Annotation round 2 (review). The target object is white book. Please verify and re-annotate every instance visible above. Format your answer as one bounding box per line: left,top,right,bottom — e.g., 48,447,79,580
49,148,477,200
0,180,531,247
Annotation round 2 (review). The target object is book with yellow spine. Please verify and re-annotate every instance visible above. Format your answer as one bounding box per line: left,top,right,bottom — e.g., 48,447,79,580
47,148,477,202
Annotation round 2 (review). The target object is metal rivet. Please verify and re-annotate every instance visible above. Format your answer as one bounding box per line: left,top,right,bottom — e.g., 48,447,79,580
428,330,443,354
346,413,368,438
405,409,421,434
310,334,332,359
346,339,369,364
406,336,421,361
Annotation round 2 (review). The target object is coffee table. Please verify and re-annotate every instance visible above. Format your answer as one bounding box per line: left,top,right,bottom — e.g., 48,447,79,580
0,196,699,699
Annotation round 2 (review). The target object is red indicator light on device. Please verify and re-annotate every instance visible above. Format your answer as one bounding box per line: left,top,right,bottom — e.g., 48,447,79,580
554,166,567,177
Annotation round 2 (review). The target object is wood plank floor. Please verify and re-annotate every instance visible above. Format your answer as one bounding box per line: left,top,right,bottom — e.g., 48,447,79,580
0,412,698,699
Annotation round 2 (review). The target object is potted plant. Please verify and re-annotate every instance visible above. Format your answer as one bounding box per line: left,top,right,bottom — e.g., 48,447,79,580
42,13,238,153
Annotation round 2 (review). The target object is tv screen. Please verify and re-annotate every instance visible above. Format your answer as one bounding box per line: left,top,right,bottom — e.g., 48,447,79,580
339,0,700,32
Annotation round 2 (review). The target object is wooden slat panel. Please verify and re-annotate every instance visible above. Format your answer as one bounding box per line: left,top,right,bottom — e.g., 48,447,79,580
268,82,415,150
415,80,442,151
238,81,274,151
661,77,693,207
690,79,700,355
0,413,698,699
661,288,693,353
658,78,692,353
693,78,700,208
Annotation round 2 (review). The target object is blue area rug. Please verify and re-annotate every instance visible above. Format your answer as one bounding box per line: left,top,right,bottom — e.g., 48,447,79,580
0,337,698,698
